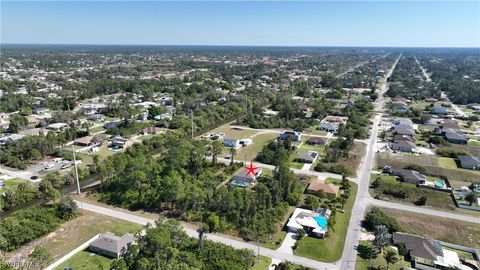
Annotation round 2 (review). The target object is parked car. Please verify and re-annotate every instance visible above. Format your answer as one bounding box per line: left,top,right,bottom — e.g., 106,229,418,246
45,163,54,169
30,175,39,180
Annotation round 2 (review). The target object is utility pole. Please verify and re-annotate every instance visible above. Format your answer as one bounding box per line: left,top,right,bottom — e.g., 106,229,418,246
191,109,194,139
72,145,81,195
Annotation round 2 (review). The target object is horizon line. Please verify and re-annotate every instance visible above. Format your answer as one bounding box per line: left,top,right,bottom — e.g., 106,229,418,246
1,43,480,49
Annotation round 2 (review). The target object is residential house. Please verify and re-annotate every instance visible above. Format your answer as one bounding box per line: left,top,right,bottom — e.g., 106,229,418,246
141,127,163,135
318,122,339,133
307,136,328,145
231,166,262,188
0,134,25,145
393,125,415,136
104,121,121,130
393,232,466,270
393,134,415,142
224,137,240,148
88,114,105,122
32,107,49,115
46,123,69,132
286,207,331,238
457,155,480,170
296,151,319,164
74,136,96,147
111,136,132,149
279,130,302,142
391,169,427,185
444,131,468,144
19,128,48,137
441,119,458,130
391,141,415,153
306,179,340,198
89,232,135,259
431,106,448,115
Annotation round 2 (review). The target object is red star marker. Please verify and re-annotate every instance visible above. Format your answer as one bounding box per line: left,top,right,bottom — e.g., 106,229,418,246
243,161,259,177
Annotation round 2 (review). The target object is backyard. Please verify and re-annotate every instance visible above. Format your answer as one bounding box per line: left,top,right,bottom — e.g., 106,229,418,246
294,182,358,262
378,208,480,249
369,174,457,211
376,152,480,182
356,241,411,270
54,250,112,270
4,209,142,265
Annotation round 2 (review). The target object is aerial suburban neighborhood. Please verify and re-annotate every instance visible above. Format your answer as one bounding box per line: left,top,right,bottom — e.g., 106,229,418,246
1,1,479,270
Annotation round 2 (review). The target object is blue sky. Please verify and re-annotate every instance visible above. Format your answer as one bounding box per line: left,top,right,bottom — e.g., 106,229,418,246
1,1,479,47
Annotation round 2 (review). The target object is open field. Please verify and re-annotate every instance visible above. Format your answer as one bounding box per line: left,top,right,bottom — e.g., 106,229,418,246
324,141,366,177
294,183,358,262
356,241,411,270
205,124,259,140
449,143,480,157
376,152,480,182
54,250,112,270
369,174,456,211
237,133,278,161
5,209,142,264
262,231,287,250
379,208,480,249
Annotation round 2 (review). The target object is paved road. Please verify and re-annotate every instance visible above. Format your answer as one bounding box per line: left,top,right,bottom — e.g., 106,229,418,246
0,165,37,182
340,54,401,270
414,56,431,82
74,200,340,270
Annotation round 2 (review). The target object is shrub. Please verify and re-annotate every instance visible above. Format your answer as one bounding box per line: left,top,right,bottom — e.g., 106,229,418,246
364,208,403,233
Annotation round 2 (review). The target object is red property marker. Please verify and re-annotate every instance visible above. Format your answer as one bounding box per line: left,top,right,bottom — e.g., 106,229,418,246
243,161,259,176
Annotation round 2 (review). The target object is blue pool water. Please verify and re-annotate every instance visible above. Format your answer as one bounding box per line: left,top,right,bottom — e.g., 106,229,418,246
314,216,327,229
434,181,445,188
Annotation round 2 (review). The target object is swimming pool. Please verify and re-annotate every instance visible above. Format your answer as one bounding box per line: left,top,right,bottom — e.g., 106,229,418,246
313,216,327,230
434,181,445,188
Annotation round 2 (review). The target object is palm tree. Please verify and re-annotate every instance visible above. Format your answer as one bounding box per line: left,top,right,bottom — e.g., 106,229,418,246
229,147,237,166
383,248,399,270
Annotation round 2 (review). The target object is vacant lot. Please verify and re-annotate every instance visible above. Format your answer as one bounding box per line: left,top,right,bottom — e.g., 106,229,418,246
450,143,480,157
369,174,456,211
237,132,278,161
5,210,142,264
324,141,366,177
376,152,480,182
205,124,259,140
380,208,480,249
294,183,358,262
356,240,411,270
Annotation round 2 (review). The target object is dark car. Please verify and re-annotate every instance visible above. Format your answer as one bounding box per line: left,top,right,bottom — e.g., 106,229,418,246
30,175,39,180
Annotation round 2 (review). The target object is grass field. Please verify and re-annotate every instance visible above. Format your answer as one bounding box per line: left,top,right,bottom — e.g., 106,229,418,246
250,256,272,270
356,241,411,270
468,140,480,147
237,133,278,161
294,182,358,262
324,141,366,177
376,152,480,182
206,124,259,140
54,250,112,270
379,208,480,249
369,174,456,211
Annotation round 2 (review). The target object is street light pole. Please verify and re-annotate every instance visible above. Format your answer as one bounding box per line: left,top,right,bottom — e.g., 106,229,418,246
72,144,81,195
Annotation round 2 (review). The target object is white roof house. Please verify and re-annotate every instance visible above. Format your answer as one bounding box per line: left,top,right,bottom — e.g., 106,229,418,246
286,208,331,238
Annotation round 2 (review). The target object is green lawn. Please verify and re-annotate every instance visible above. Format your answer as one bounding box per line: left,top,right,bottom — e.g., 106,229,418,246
437,157,458,169
205,124,259,140
250,256,272,270
356,241,411,270
90,126,106,134
238,133,277,161
294,182,358,262
54,250,113,270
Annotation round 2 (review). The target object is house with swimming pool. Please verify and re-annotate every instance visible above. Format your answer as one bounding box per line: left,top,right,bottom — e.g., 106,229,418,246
286,207,332,238
230,166,262,188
